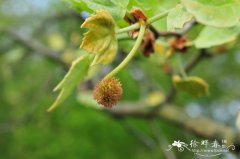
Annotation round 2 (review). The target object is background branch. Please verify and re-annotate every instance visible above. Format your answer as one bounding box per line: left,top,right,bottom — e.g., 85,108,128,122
107,104,240,145
1,29,69,70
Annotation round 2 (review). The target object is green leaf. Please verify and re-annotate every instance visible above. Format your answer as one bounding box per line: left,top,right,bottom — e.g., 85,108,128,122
48,55,91,112
128,0,159,14
69,0,92,13
195,26,239,48
181,0,240,27
173,75,209,97
81,0,129,20
80,10,118,65
167,4,193,31
128,0,178,16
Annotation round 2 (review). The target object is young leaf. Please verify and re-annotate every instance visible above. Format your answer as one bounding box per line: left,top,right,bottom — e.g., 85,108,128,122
167,4,193,31
81,0,129,20
181,0,240,27
173,75,209,97
47,55,92,112
195,26,239,48
80,10,117,65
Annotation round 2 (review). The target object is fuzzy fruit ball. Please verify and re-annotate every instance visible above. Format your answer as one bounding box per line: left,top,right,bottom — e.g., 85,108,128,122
93,77,122,108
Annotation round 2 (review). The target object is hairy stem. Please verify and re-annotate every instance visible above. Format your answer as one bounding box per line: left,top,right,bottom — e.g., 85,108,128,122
147,9,171,24
104,24,146,79
116,9,171,34
116,23,140,34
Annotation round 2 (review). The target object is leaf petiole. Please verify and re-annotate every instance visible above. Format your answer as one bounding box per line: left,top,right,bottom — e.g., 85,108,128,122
116,9,172,34
104,24,146,79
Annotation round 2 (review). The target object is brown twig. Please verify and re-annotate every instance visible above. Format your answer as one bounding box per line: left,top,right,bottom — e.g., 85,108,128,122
185,49,212,73
149,19,196,38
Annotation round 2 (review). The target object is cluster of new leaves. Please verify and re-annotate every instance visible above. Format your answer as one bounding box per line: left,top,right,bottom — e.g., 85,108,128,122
48,0,240,111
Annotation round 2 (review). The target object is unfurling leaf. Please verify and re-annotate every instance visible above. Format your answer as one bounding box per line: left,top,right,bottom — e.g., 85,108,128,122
194,26,239,48
167,4,193,31
173,75,209,97
80,10,117,65
181,0,240,27
48,55,92,112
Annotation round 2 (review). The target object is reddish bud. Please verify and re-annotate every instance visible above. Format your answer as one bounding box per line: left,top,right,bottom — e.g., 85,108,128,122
93,77,123,108
124,8,147,38
168,36,188,53
129,8,147,23
124,8,147,24
140,29,156,57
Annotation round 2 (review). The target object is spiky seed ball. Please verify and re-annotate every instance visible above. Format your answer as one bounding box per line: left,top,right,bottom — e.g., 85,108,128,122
93,77,122,108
